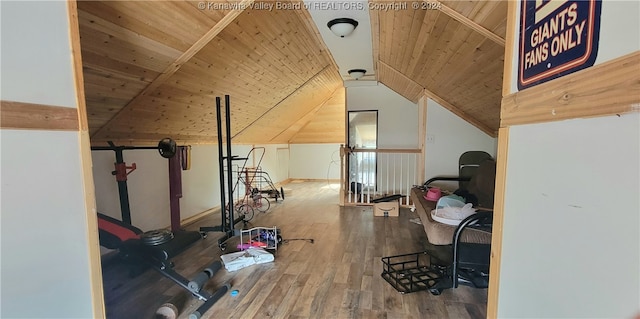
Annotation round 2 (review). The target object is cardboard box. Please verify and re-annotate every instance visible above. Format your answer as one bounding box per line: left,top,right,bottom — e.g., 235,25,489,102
374,201,399,217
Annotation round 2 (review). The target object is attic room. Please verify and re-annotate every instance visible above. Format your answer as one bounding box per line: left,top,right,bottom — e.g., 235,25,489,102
1,0,638,318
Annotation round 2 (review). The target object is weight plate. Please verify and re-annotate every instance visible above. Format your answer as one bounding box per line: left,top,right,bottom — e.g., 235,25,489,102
141,229,174,246
158,138,177,158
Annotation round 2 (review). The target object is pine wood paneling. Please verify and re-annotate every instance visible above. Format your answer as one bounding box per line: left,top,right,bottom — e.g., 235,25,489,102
233,67,342,144
81,1,339,144
373,1,507,134
442,0,508,41
289,87,346,144
79,0,509,144
377,61,423,103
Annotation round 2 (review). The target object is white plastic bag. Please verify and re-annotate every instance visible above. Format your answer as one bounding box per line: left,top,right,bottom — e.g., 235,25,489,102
220,248,274,272
431,203,477,225
435,203,476,220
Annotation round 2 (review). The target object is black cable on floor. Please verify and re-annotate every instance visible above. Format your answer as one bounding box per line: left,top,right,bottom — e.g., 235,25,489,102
281,238,314,244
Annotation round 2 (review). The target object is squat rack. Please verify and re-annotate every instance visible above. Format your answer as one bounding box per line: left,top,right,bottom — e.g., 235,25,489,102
200,95,247,250
90,138,178,227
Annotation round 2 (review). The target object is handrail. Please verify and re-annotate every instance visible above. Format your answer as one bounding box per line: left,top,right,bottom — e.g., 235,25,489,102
341,147,421,206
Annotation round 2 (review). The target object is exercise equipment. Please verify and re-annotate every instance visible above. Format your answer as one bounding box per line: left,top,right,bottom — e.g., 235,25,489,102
97,213,229,318
155,292,189,319
93,139,227,316
158,138,177,159
199,95,248,250
92,138,180,225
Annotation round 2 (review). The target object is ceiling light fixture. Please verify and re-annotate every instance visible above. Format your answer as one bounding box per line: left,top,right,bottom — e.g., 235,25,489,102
348,69,366,80
327,18,359,37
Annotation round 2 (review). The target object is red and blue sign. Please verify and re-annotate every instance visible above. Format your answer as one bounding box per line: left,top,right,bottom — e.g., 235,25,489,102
518,0,602,90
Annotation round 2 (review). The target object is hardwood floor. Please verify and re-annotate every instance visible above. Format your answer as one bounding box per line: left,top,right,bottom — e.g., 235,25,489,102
100,181,487,318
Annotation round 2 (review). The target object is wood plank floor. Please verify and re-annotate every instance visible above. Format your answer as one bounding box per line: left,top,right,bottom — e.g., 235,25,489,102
100,181,487,318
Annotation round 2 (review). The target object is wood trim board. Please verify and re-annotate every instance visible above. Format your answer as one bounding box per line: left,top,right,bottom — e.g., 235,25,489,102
501,51,640,127
1,100,79,131
68,0,88,131
67,0,106,317
486,127,509,319
418,95,427,183
438,2,505,47
502,0,518,97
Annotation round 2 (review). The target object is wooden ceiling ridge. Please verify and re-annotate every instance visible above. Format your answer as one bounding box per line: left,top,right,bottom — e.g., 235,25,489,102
438,2,505,46
90,0,255,139
378,60,496,137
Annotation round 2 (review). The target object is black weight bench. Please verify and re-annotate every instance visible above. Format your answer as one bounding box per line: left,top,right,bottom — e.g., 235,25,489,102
97,213,229,319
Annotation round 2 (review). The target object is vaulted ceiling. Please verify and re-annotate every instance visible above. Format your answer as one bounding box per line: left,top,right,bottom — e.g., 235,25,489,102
78,0,507,146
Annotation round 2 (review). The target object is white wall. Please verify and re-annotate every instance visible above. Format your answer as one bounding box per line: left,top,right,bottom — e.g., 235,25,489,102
498,1,640,317
347,83,419,149
347,83,496,189
92,144,227,232
92,143,292,232
2,131,96,318
0,1,76,107
425,99,497,187
289,144,342,180
498,114,640,318
92,149,173,231
93,145,223,231
0,1,97,318
250,144,289,184
181,145,221,220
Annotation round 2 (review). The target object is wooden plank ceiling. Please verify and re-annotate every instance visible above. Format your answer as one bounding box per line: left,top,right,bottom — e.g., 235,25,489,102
372,0,507,136
79,0,342,145
79,1,507,145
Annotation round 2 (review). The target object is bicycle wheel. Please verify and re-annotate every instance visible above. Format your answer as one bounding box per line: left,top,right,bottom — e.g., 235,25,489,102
237,204,254,221
254,196,270,213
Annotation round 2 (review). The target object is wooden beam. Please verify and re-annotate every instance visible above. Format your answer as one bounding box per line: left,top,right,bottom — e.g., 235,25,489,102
369,5,381,79
350,148,420,154
488,3,516,316
437,1,505,47
487,127,509,319
501,51,640,127
418,95,427,183
67,1,105,318
501,0,518,97
91,0,254,139
68,0,88,131
1,100,79,131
